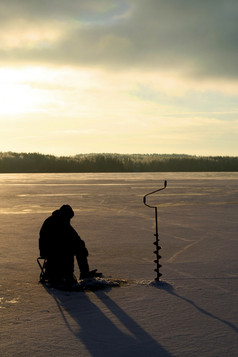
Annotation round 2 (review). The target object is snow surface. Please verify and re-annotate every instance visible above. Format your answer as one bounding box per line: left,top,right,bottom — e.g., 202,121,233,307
0,172,238,357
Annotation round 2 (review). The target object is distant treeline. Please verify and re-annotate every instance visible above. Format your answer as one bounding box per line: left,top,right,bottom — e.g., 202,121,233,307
0,152,237,172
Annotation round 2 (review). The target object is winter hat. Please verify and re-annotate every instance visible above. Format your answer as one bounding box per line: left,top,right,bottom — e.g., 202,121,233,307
59,204,74,219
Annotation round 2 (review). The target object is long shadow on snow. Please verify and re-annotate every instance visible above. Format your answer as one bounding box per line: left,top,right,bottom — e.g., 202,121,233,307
44,285,173,357
153,281,238,334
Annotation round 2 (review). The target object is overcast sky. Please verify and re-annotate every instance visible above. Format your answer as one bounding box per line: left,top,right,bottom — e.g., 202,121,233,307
0,0,237,156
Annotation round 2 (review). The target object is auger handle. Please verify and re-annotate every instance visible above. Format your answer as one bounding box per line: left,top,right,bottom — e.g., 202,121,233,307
143,180,167,208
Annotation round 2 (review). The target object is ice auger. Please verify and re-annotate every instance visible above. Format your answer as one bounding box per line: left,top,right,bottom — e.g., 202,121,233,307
143,180,167,281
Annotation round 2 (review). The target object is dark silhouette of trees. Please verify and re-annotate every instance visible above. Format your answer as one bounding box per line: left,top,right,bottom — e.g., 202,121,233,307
0,152,237,172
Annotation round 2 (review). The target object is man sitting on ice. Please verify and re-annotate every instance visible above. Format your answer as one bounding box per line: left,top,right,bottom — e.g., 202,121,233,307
39,204,101,288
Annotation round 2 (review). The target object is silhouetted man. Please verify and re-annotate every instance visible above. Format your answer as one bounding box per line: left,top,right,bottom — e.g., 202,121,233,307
39,205,101,288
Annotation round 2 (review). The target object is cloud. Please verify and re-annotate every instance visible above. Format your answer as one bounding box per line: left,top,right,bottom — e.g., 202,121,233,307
0,0,125,22
0,0,238,79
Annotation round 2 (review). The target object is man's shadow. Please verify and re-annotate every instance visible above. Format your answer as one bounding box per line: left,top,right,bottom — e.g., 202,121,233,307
44,285,173,357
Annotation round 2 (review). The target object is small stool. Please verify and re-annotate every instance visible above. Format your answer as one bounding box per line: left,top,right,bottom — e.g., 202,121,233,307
37,257,47,282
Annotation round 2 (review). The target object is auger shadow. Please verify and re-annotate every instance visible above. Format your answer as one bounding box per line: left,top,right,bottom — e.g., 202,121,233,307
153,281,238,334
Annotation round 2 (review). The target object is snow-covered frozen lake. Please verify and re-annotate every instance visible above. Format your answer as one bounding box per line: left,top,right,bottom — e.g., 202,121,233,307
0,172,238,356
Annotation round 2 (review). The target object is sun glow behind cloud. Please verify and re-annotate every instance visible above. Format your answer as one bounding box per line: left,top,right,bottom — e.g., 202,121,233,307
0,24,62,50
0,65,237,155
0,68,49,114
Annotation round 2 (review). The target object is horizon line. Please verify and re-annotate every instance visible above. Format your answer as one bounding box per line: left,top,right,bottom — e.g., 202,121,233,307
1,151,238,158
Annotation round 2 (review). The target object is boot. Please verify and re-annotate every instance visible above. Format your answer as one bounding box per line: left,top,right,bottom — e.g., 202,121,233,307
80,269,102,280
